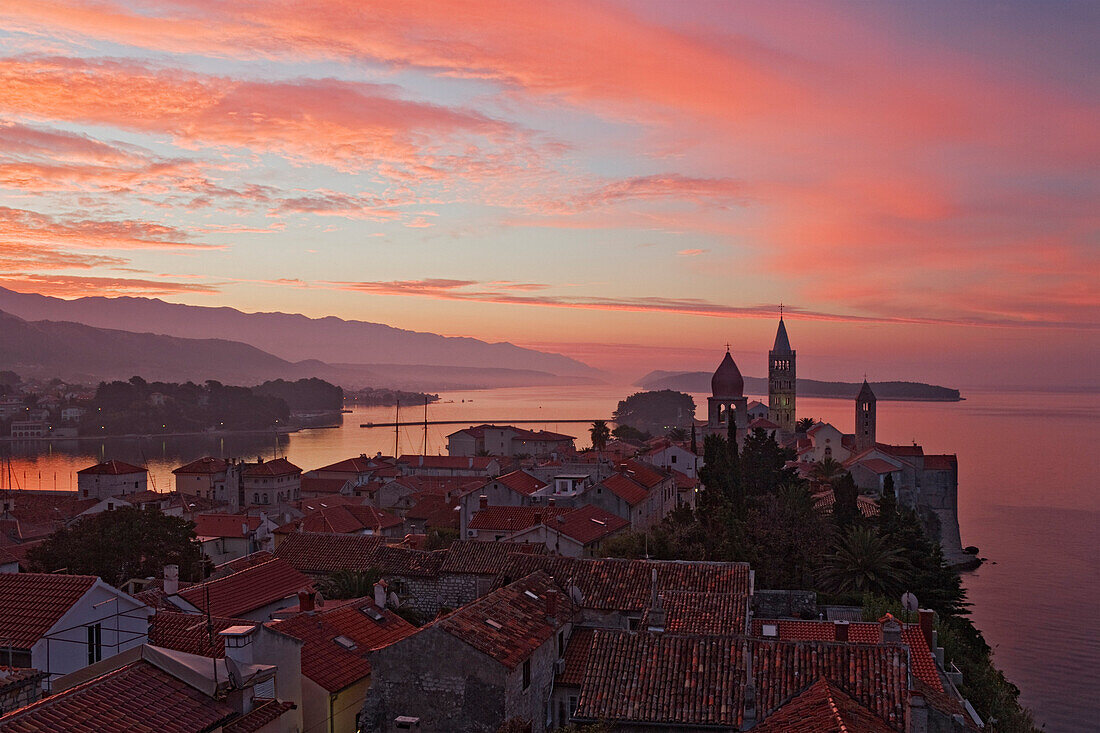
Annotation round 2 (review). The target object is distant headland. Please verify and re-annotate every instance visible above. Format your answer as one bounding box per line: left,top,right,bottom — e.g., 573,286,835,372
637,370,962,401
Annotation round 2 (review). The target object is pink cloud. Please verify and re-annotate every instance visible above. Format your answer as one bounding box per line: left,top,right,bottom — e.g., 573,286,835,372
0,273,218,297
0,206,216,250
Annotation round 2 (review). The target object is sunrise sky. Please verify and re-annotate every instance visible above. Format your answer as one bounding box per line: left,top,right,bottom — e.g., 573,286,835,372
1,0,1096,388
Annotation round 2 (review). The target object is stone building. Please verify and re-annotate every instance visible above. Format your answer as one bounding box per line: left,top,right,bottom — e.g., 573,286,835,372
76,460,147,500
768,316,796,433
706,349,748,442
855,378,878,452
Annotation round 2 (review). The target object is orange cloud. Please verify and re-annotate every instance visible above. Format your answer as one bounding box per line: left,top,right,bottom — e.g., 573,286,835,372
0,206,215,250
0,273,218,297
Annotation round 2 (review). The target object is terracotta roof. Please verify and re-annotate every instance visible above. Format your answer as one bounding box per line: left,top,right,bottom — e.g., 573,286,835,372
599,473,649,506
468,505,572,532
557,627,594,686
404,493,459,528
493,470,547,496
312,456,378,474
274,533,387,575
923,454,957,470
877,443,924,458
241,458,301,477
300,477,350,494
192,513,262,539
494,556,752,613
812,491,880,519
171,457,227,475
77,460,146,475
210,551,275,579
549,504,630,545
0,573,98,648
273,533,444,578
854,458,900,474
176,558,311,618
669,468,696,491
397,455,497,471
750,639,909,727
296,495,362,512
643,591,748,635
388,475,484,497
615,460,667,489
275,505,401,535
0,660,234,733
573,631,746,727
223,699,296,733
149,610,249,657
753,677,896,732
435,571,569,669
268,598,416,692
0,667,47,694
749,417,781,430
749,618,942,692
438,540,548,575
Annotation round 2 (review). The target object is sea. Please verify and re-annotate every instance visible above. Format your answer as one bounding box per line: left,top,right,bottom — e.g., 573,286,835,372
3,386,1096,731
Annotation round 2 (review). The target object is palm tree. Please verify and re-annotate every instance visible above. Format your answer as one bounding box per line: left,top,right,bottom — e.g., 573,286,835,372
317,568,382,600
796,417,816,433
590,420,610,452
810,457,844,487
818,526,908,597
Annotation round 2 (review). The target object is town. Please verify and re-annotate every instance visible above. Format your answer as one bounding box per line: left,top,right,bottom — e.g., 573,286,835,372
0,317,997,733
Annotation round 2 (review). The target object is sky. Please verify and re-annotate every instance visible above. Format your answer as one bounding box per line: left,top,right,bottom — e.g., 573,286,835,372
0,0,1097,389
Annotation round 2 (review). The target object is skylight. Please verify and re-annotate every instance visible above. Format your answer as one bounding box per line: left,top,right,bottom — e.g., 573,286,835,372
762,624,778,637
485,619,503,630
334,635,357,650
523,590,540,601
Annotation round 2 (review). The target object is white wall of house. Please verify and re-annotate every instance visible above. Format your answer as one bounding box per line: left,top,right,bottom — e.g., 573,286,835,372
32,582,151,687
77,472,147,500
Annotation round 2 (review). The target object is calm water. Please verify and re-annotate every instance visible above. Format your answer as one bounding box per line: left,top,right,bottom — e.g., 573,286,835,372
4,386,1097,730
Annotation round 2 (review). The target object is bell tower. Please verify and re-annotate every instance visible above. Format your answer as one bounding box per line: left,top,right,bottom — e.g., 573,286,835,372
855,379,877,451
768,310,796,432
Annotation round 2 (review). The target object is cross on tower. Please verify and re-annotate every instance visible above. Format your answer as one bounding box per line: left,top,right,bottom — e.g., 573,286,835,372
725,342,731,352
779,302,784,317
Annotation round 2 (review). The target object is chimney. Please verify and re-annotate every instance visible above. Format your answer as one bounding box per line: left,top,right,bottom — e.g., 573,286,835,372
834,620,849,642
918,609,934,648
219,624,258,667
533,512,542,525
906,690,928,733
740,645,756,730
545,589,559,618
241,522,249,537
647,593,666,633
548,497,555,506
163,564,179,595
298,589,316,613
880,613,902,644
374,579,388,609
479,495,488,510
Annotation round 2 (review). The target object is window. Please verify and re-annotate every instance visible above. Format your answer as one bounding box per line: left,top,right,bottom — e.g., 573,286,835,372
558,631,564,657
522,659,531,690
86,623,102,664
670,455,677,464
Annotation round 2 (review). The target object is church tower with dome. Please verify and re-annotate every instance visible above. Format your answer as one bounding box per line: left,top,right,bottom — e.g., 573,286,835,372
707,348,749,442
768,315,796,432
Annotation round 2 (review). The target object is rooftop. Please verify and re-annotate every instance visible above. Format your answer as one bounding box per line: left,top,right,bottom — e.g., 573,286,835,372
171,457,227,475
77,460,146,476
0,573,98,649
176,558,311,618
241,458,301,477
437,540,548,576
752,677,895,733
467,505,572,532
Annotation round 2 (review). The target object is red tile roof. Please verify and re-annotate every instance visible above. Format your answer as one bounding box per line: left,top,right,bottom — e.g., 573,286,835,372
275,505,401,535
149,610,249,657
438,540,548,576
273,533,387,575
268,598,416,692
599,473,649,506
0,573,98,648
397,455,497,471
312,456,379,474
172,457,227,475
643,591,748,635
241,458,301,477
300,477,350,494
812,491,880,519
223,699,296,733
0,660,234,733
877,443,924,458
923,454,957,470
435,571,569,669
549,504,629,545
494,556,752,613
176,558,312,618
193,513,262,539
749,417,782,430
210,551,275,579
669,468,696,491
750,618,943,692
467,505,572,532
557,628,594,686
77,460,146,475
753,677,896,732
573,631,746,727
492,470,547,496
404,493,459,528
615,460,667,489
854,458,900,474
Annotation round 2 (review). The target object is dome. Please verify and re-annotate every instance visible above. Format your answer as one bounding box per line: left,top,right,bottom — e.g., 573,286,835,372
711,350,744,397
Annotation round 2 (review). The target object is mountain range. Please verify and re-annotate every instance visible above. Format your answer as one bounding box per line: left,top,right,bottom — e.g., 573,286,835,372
0,287,602,389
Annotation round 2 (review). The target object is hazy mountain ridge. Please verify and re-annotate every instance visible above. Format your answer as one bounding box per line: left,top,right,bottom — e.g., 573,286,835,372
637,370,962,401
0,287,598,377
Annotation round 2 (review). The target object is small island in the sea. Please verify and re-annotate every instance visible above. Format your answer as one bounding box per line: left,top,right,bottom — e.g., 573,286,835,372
637,370,962,401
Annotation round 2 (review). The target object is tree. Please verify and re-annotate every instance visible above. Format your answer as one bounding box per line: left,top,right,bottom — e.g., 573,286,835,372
818,526,908,597
795,417,816,433
831,472,861,530
589,420,610,451
740,428,796,497
810,457,844,487
612,390,696,435
666,427,687,441
317,568,383,600
877,473,899,531
611,424,649,442
27,507,207,586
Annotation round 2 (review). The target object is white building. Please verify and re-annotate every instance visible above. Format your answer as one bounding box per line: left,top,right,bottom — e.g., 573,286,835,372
0,572,152,688
76,460,148,500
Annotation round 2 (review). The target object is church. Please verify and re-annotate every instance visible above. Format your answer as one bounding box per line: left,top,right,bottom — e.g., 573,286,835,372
705,314,798,442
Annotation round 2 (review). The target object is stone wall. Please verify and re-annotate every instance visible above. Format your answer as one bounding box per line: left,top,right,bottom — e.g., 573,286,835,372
359,627,506,733
0,669,45,714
